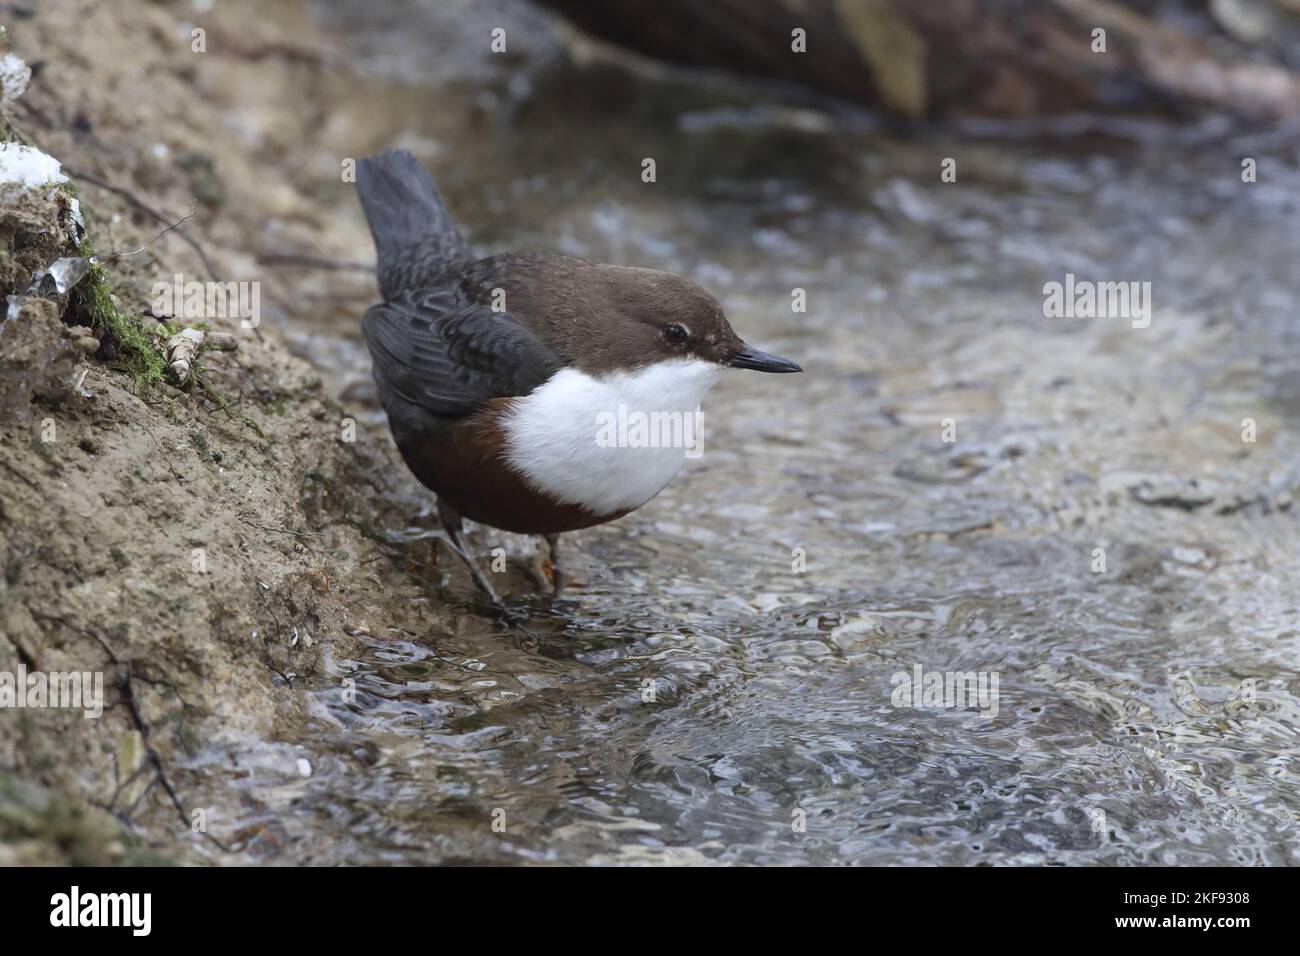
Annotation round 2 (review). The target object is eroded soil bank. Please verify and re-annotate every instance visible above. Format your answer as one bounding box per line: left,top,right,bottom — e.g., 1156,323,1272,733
0,0,547,863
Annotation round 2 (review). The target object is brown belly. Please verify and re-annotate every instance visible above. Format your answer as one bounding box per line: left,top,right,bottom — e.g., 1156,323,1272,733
397,400,629,535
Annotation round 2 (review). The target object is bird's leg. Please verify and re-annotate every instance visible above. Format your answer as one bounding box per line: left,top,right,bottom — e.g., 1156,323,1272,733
436,498,501,605
545,533,567,597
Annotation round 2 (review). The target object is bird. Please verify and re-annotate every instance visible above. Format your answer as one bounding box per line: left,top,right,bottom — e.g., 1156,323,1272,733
355,149,801,603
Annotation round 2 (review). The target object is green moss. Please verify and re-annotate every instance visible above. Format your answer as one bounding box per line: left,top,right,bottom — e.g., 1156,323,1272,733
69,262,170,387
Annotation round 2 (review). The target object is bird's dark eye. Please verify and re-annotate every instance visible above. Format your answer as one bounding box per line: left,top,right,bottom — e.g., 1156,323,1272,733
662,323,689,347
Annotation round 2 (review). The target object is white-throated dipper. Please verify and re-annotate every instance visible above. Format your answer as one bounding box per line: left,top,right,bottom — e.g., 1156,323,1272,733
356,149,801,601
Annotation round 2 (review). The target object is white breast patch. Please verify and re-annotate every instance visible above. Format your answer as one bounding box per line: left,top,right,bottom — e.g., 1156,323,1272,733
499,359,722,517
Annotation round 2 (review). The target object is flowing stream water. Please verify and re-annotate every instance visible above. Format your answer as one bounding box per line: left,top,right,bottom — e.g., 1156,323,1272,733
197,1,1300,865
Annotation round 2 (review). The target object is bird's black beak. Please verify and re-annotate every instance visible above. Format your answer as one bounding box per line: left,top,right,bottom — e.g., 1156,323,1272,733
729,344,802,373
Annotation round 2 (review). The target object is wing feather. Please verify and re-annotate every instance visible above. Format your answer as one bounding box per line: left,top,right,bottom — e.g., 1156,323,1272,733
361,289,563,418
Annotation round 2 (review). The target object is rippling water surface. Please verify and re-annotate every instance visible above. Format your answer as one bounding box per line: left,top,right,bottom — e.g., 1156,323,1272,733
217,1,1300,865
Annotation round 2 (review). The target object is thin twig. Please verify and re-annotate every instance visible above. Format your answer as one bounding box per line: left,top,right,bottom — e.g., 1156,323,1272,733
239,518,322,538
93,203,197,263
28,612,207,841
140,421,185,485
256,252,375,273
61,166,220,281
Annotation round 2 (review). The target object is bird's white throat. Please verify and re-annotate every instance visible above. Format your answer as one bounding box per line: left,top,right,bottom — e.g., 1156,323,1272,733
500,358,722,515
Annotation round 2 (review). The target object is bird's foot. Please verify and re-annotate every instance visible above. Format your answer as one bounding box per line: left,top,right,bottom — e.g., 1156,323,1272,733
441,538,502,605
435,501,545,632
521,552,554,593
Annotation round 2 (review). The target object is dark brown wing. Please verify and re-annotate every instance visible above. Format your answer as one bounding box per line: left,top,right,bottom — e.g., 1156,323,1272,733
361,288,565,419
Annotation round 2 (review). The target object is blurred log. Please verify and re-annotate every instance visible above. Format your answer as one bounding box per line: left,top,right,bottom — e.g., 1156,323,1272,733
535,0,1300,120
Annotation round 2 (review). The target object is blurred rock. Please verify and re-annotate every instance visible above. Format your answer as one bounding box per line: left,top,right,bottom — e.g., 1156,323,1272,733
0,293,78,419
535,0,1300,119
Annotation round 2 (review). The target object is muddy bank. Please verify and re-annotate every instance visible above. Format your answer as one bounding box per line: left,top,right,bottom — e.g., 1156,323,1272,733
0,0,544,863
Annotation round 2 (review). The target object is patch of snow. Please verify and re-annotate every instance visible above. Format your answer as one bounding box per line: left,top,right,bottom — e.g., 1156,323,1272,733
0,142,69,190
